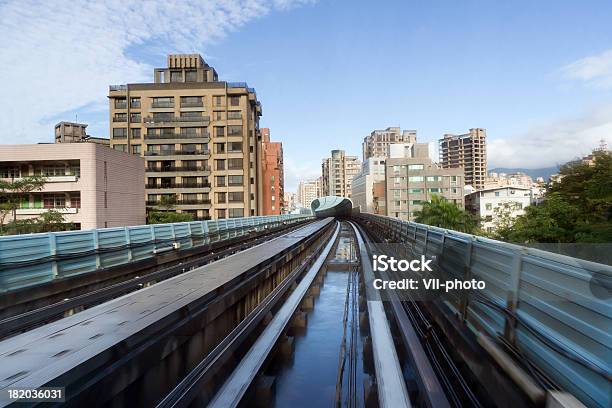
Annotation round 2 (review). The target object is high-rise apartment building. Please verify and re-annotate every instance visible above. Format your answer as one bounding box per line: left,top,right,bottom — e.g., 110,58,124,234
109,54,262,220
321,150,360,198
385,142,465,221
362,127,416,161
297,178,320,208
261,128,284,215
439,128,487,190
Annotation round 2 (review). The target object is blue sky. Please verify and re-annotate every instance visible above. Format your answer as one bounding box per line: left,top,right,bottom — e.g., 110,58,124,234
1,0,612,191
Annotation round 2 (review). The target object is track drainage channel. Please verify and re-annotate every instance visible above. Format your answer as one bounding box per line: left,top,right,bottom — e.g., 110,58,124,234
249,222,367,407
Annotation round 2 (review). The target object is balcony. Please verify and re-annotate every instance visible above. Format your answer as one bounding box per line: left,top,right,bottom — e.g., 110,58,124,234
143,116,210,127
113,117,127,122
145,166,211,173
144,150,210,157
146,182,211,189
151,101,175,108
16,207,78,215
147,199,211,206
180,101,204,108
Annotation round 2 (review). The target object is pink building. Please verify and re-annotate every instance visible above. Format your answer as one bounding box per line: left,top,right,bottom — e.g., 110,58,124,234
0,143,145,230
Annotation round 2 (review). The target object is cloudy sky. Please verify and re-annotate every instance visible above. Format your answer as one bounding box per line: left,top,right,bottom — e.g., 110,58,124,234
1,0,611,191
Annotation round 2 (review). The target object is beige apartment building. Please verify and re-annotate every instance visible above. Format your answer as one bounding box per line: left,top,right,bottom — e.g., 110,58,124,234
385,144,465,221
108,54,262,220
321,150,360,198
297,178,320,208
0,143,145,230
362,127,416,161
439,128,487,190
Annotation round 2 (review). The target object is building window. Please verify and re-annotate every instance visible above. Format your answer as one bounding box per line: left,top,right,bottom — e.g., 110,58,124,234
180,96,202,107
229,208,244,218
43,194,66,209
215,143,225,154
130,113,141,123
114,98,127,109
216,176,226,187
170,71,183,82
70,193,81,208
228,111,242,120
228,142,243,152
113,128,127,138
152,112,174,120
228,192,244,202
181,127,198,137
131,145,141,154
228,158,243,169
426,176,442,181
228,125,242,136
180,111,202,118
485,203,493,210
216,159,226,170
228,175,243,186
185,70,197,82
130,98,140,108
215,126,225,137
217,209,226,218
152,97,174,108
114,144,127,152
409,188,422,193
131,128,141,139
495,192,500,197
217,192,226,203
215,111,225,121
114,113,127,122
408,164,424,170
408,176,424,182
428,188,440,193
229,96,240,106
213,96,224,106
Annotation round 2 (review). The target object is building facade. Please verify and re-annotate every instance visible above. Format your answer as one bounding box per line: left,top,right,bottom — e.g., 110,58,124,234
465,186,531,232
351,157,386,213
260,128,284,215
362,127,416,161
297,179,320,208
108,54,262,220
385,148,465,221
321,150,360,198
439,128,487,190
55,121,109,145
0,143,145,230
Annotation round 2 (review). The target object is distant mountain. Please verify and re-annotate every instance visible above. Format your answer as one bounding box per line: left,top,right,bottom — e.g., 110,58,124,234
488,166,560,180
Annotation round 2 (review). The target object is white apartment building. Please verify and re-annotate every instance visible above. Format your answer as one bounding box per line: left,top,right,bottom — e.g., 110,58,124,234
351,157,386,213
297,179,320,208
465,186,531,232
0,143,145,230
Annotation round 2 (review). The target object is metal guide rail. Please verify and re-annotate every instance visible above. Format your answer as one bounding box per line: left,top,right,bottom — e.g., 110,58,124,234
0,218,333,407
355,213,611,408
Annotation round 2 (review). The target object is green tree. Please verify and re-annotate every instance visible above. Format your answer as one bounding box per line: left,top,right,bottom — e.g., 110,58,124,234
0,175,48,234
414,194,479,233
507,153,612,243
148,194,193,224
489,201,524,241
148,211,194,224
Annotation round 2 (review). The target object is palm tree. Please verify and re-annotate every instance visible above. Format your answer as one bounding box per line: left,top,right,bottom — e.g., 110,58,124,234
413,195,478,233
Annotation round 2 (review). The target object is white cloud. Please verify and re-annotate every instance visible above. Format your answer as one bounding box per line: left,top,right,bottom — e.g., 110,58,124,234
561,49,612,88
283,155,321,192
0,0,314,144
489,105,612,169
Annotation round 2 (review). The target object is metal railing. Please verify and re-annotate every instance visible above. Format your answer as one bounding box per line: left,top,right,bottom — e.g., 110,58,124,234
151,102,175,108
146,166,210,172
146,183,211,189
0,214,313,293
144,133,209,140
109,85,127,91
180,101,204,108
356,213,612,408
144,150,210,157
144,116,210,124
